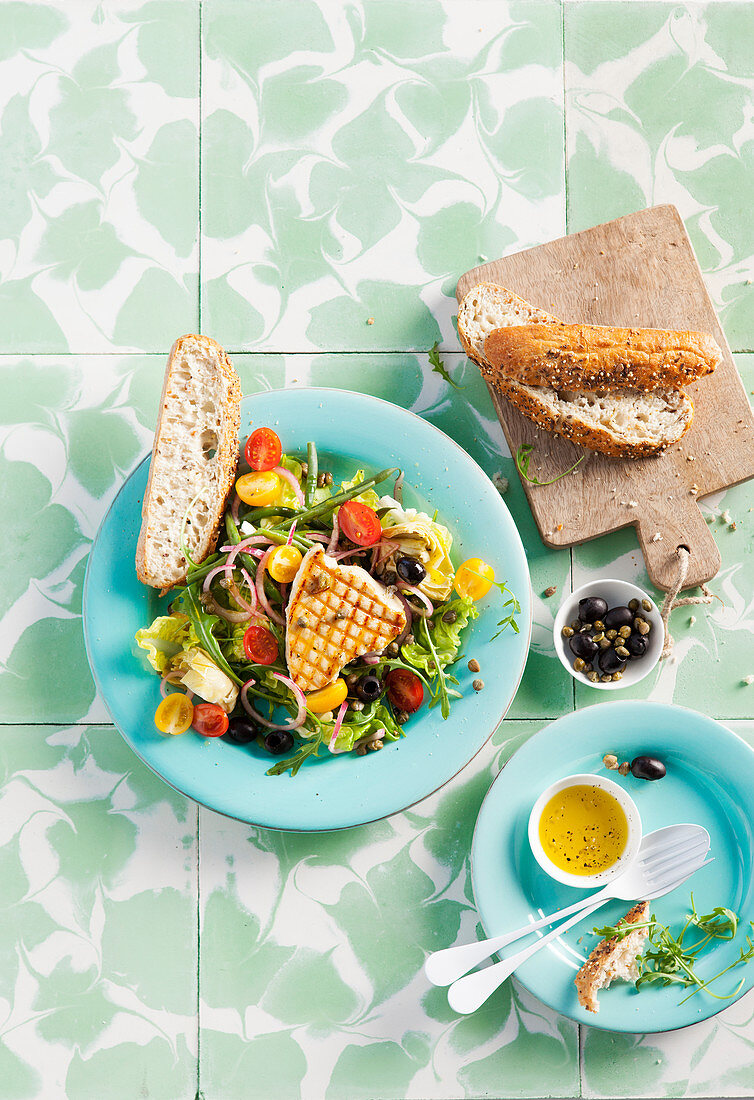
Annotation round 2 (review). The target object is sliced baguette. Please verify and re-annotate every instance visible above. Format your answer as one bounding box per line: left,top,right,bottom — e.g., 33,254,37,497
136,334,242,591
457,283,694,458
574,901,650,1013
485,322,720,391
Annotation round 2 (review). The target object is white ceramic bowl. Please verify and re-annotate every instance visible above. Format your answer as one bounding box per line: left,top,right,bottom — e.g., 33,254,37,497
528,772,642,889
553,578,663,691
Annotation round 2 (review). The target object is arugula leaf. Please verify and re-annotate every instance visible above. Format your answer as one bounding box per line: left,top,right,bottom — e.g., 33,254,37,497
402,596,478,674
429,341,463,389
267,730,325,777
490,578,521,639
515,443,584,486
174,584,243,685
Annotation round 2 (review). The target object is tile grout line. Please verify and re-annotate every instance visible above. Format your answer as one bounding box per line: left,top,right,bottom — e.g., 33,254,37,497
197,0,203,338
1,348,753,358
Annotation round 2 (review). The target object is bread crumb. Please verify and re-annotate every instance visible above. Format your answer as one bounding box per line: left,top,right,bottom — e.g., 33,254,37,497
721,509,732,524
366,317,375,325
492,472,509,495
689,485,698,495
620,500,638,507
651,533,663,542
689,615,696,626
743,675,754,685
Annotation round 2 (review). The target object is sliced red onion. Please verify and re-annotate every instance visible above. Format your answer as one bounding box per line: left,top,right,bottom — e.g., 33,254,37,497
160,670,194,701
398,581,433,617
286,520,298,546
203,564,232,593
240,675,306,731
331,547,366,562
328,700,349,753
371,538,399,570
256,548,285,626
203,592,250,623
274,465,305,505
229,569,258,617
354,727,385,751
279,582,289,606
327,511,340,554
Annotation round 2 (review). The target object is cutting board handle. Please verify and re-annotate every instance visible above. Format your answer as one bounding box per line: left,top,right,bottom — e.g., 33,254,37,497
636,500,720,592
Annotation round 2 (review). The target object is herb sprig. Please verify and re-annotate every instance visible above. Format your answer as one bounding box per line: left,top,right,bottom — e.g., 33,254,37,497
515,443,585,486
593,895,754,1004
490,578,521,639
429,341,463,390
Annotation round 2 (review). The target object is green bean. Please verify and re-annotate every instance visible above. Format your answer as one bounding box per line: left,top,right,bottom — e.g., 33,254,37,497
185,553,223,584
246,506,298,522
305,441,318,507
274,468,397,531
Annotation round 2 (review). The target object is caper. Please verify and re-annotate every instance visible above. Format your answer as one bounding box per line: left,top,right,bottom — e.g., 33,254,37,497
600,637,611,650
570,619,581,631
615,645,630,659
600,674,612,682
642,599,653,612
618,759,630,774
635,618,650,636
593,620,605,632
618,625,632,639
612,671,624,682
628,598,640,613
562,626,574,638
442,609,457,624
587,670,600,683
573,657,586,672
580,622,593,633
606,629,617,640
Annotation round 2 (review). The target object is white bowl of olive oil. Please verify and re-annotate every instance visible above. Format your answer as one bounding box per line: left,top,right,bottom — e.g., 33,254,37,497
528,773,642,889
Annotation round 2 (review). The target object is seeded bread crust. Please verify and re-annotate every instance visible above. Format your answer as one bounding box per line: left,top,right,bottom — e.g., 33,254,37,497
484,323,720,392
457,283,694,458
574,901,650,1013
135,334,242,591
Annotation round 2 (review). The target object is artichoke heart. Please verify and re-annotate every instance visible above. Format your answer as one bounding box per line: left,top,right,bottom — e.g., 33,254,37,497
172,646,238,712
381,506,455,601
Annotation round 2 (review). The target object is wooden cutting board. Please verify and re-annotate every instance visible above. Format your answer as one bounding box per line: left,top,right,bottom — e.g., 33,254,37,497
456,205,754,591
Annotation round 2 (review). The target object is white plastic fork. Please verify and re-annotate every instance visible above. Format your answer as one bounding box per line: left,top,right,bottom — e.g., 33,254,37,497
425,823,709,991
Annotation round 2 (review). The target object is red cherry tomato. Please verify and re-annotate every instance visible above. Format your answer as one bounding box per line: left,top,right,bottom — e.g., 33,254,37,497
245,427,282,472
192,703,229,738
243,625,279,665
385,668,424,714
338,500,381,546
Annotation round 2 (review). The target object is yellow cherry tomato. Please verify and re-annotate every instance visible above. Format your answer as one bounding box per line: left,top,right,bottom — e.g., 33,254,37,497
235,470,280,506
154,692,194,735
454,557,495,601
268,544,303,583
306,678,348,714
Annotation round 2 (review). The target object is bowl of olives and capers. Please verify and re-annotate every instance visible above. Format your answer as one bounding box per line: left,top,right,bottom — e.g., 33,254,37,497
552,579,664,691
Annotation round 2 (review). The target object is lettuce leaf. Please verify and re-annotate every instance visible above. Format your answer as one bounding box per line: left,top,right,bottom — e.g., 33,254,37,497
135,613,198,673
338,469,379,510
401,596,478,673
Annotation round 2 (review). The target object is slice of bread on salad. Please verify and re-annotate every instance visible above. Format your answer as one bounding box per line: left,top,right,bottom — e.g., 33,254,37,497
457,282,694,458
136,334,242,591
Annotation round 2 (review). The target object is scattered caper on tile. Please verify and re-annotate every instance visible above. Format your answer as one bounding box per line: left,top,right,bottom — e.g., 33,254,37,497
472,679,484,692
467,658,480,673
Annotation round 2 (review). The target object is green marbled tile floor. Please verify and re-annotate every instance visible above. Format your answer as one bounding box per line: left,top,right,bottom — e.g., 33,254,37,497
1,1,753,1098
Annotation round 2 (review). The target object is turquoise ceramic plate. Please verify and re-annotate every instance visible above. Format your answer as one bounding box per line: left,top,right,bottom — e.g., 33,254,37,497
472,702,754,1032
84,388,532,830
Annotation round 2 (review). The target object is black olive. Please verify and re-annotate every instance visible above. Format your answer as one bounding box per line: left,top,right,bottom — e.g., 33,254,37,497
226,716,259,744
569,633,598,661
396,557,427,585
625,633,648,659
598,647,626,674
579,596,608,623
603,606,634,630
264,730,295,755
630,755,666,781
356,674,384,703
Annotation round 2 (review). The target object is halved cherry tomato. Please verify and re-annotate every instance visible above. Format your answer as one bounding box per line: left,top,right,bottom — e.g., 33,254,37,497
192,703,229,738
236,470,280,506
454,557,495,601
385,668,424,714
245,427,282,471
306,678,348,714
154,693,194,735
338,500,381,546
268,544,303,583
243,625,279,665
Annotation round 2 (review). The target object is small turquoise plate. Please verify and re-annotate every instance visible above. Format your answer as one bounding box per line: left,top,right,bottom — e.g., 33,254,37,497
84,388,532,831
472,702,754,1032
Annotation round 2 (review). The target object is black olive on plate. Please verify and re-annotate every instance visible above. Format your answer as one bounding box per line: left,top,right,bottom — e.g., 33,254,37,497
569,633,598,661
630,755,666,781
396,557,426,585
625,633,648,658
603,605,635,631
264,730,295,755
356,674,384,703
226,716,259,744
579,596,608,623
598,647,627,674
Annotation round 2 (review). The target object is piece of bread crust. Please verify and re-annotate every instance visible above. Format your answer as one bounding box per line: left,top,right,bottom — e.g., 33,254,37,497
135,334,242,591
484,323,720,392
574,900,650,1013
457,283,694,458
